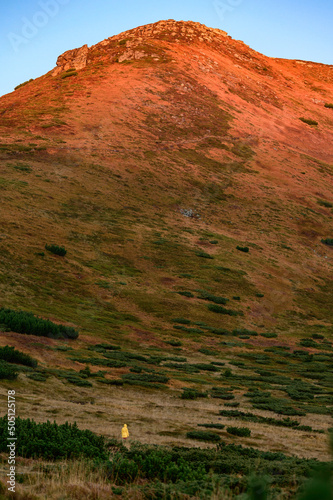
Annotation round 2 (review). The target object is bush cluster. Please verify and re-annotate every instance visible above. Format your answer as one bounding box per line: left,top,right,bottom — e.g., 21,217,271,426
219,410,318,433
181,388,207,399
321,238,333,246
208,304,242,316
0,345,37,368
122,373,169,384
14,79,34,90
60,70,78,79
0,308,79,339
227,426,251,437
45,244,67,256
197,290,229,305
299,117,318,126
0,417,107,460
0,361,18,380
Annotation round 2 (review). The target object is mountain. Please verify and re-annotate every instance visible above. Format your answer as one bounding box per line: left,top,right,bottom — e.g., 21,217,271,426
0,20,332,465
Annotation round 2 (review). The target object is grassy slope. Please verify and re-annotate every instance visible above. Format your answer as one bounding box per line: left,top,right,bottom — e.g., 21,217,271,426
0,21,332,472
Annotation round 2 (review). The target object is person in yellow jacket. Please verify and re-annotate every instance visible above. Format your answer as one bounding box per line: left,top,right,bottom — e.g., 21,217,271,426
121,424,129,440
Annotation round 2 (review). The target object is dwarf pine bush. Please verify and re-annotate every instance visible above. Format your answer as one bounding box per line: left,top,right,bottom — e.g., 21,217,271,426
0,345,37,368
45,244,67,256
0,308,79,339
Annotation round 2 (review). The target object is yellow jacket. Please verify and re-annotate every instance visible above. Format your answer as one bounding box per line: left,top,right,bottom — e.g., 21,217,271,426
121,424,129,438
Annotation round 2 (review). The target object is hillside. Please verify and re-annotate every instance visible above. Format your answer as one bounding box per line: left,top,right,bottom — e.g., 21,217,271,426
0,20,333,493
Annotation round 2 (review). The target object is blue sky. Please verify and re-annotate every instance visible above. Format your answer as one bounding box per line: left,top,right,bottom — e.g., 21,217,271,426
1,0,332,97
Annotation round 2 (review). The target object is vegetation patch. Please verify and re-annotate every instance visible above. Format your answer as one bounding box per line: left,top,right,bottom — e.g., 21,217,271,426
0,308,79,339
181,388,208,399
60,70,78,79
197,290,229,304
0,345,37,368
321,238,333,246
219,410,320,433
227,426,251,437
122,373,169,384
208,304,243,316
299,117,318,126
0,417,107,460
195,251,214,259
14,79,34,90
45,244,67,256
317,200,333,208
0,361,18,380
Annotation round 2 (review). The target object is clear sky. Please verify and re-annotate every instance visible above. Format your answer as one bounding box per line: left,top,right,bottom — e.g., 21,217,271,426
1,0,332,97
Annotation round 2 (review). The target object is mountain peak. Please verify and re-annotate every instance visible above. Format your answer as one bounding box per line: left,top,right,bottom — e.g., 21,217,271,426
52,20,229,75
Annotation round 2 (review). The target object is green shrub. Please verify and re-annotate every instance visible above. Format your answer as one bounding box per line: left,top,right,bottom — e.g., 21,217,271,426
60,70,78,79
233,328,258,337
14,79,34,90
236,246,249,253
211,388,235,400
177,291,194,298
195,251,214,259
27,372,48,382
181,388,207,399
198,348,217,356
122,373,169,384
0,345,37,368
9,162,33,172
98,379,123,385
227,426,251,437
312,334,324,340
45,244,67,256
0,361,18,380
260,332,278,339
197,290,229,304
186,430,221,442
208,304,241,316
324,103,333,109
317,200,333,208
321,238,333,246
299,339,317,348
0,417,107,460
198,423,225,430
219,409,320,433
192,363,219,372
172,318,191,325
93,343,121,351
299,117,318,126
0,308,79,339
166,340,182,347
66,376,92,387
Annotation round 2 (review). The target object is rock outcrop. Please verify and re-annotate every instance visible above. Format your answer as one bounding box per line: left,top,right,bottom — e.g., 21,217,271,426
52,44,89,76
51,20,229,76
